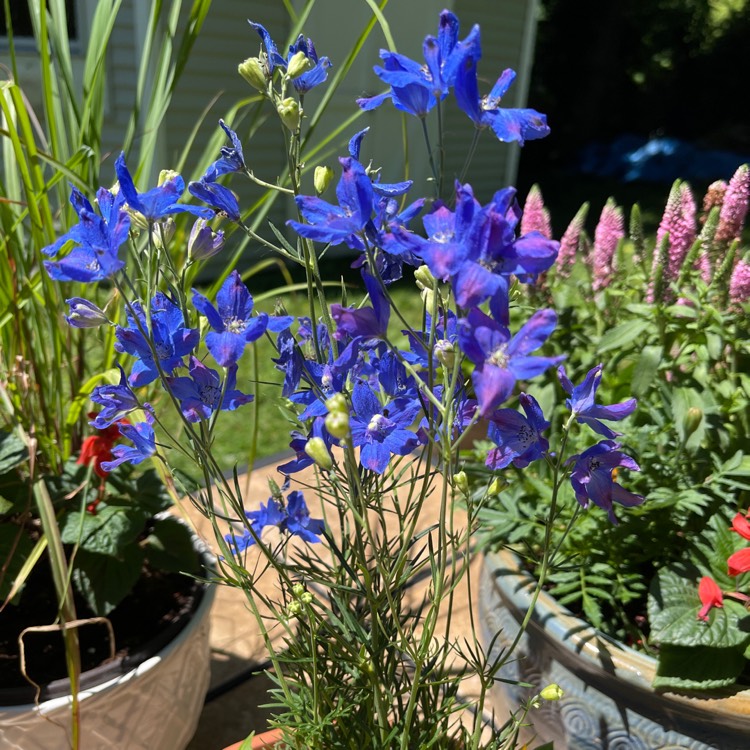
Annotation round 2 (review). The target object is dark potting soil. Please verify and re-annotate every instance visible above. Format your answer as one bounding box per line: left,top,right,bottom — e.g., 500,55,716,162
0,557,204,703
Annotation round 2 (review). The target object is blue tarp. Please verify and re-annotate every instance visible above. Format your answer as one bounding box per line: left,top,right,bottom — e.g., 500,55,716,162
578,135,750,183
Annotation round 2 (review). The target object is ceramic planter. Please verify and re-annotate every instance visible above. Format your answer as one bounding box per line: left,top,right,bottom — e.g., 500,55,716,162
223,727,284,749
0,536,216,750
479,548,750,750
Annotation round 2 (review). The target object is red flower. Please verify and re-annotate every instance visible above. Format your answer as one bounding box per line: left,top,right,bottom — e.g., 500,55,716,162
728,548,750,577
76,413,130,479
697,576,724,622
730,511,750,541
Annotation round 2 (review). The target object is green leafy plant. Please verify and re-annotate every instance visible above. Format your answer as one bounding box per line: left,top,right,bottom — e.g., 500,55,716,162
478,176,750,691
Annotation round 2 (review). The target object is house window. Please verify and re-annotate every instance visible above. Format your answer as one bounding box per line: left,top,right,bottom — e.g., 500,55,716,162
1,1,78,40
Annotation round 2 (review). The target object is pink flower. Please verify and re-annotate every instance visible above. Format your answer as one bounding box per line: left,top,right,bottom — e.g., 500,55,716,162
556,202,588,279
647,181,696,302
715,164,750,245
697,576,723,622
700,180,727,223
520,184,552,239
729,259,750,307
590,199,624,292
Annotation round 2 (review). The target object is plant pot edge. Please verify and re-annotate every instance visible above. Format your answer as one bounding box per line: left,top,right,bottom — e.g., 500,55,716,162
222,727,284,750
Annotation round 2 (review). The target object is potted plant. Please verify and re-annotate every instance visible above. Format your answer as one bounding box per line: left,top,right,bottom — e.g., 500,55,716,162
35,9,657,748
475,176,750,747
0,3,219,748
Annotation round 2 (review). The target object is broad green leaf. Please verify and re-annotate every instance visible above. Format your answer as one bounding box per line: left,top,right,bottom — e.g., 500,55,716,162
596,319,651,353
72,547,146,616
653,644,747,690
0,429,28,473
143,516,201,575
648,567,750,649
61,504,149,556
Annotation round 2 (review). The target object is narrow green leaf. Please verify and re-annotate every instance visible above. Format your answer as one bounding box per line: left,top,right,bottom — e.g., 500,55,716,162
596,319,651,353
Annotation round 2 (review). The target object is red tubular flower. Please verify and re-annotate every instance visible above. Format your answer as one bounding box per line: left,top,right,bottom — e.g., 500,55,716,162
76,413,130,479
731,511,750,541
697,576,724,622
728,548,750,577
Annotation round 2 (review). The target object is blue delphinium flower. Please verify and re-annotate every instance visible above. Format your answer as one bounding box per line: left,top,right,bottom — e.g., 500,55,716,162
43,186,129,283
248,21,288,75
287,35,332,93
115,153,213,221
357,10,478,117
203,120,247,181
283,491,325,543
568,440,645,524
167,357,253,422
454,55,550,145
558,364,637,438
89,365,144,429
486,393,549,469
225,496,286,554
115,292,199,387
349,383,421,474
65,298,111,328
188,179,241,222
100,413,157,472
458,307,563,416
288,157,375,250
192,270,274,367
277,418,336,475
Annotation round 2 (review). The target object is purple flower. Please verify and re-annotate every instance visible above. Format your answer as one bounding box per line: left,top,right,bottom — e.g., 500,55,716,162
558,364,636,439
115,293,199,387
188,219,225,261
729,259,750,307
166,357,253,422
590,199,624,292
287,157,374,250
43,186,129,283
89,365,142,428
115,153,212,221
330,271,390,343
283,491,325,543
458,307,562,417
568,440,645,524
454,58,549,145
349,383,421,474
277,418,336,475
100,414,157,472
192,270,270,367
65,297,110,328
486,393,549,469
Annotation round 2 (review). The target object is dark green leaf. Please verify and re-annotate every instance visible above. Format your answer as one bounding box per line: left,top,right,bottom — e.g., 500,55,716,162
61,504,149,555
596,319,651,353
653,644,747,690
72,547,146,616
143,516,201,575
0,430,27,473
630,345,663,398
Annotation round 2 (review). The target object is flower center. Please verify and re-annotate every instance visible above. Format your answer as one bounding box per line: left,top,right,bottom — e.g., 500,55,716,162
367,413,389,436
154,342,171,359
488,344,509,368
226,317,247,334
199,384,221,406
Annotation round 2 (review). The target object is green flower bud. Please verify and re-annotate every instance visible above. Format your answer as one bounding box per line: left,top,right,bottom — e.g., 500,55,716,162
420,287,436,311
325,393,348,415
454,470,469,497
683,407,703,439
126,208,149,232
325,411,349,440
286,50,313,79
300,592,313,604
292,582,305,597
238,57,267,91
488,477,508,496
414,264,436,291
435,339,455,369
151,218,175,250
304,436,332,470
539,683,564,702
314,165,335,195
286,600,302,617
277,97,301,132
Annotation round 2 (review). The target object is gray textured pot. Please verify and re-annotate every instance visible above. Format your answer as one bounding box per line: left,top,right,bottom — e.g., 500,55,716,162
479,548,750,750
